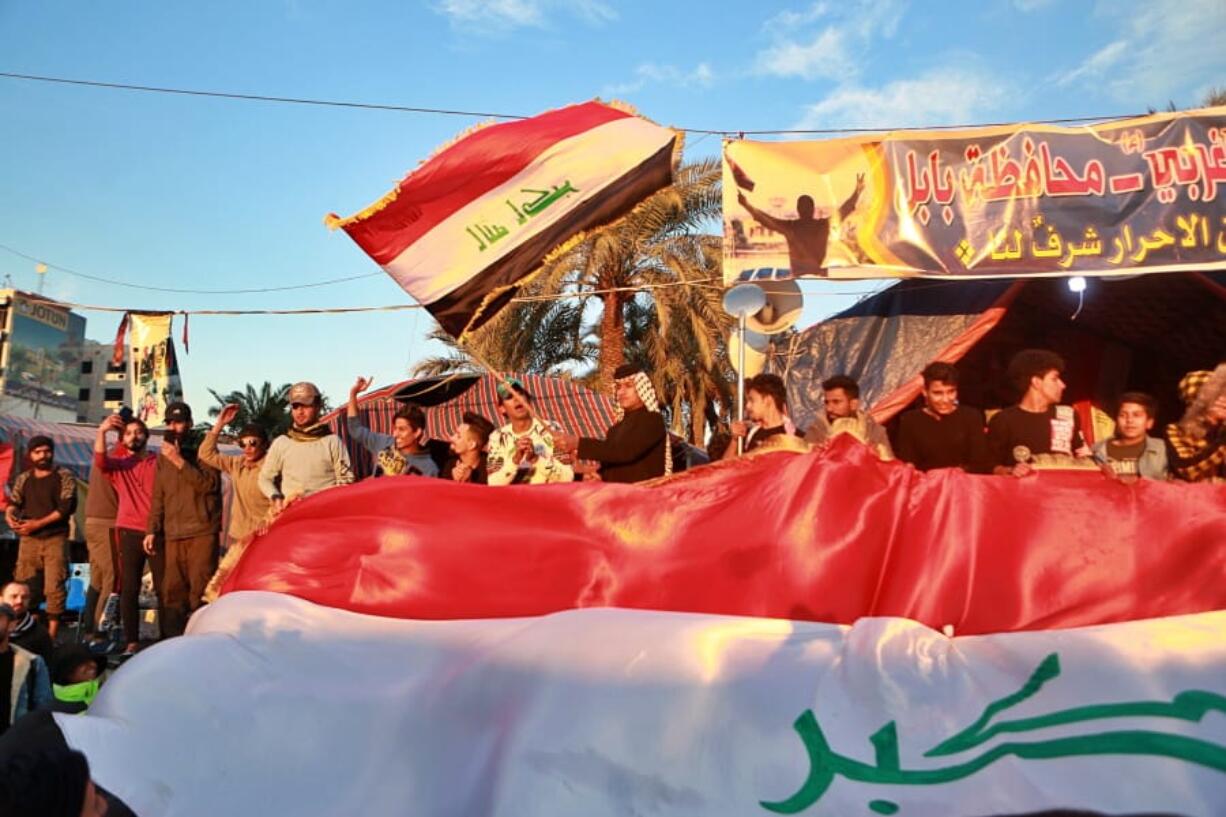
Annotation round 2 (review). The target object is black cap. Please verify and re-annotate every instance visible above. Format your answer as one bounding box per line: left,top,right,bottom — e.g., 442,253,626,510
164,402,192,423
27,435,54,452
49,644,107,686
613,363,644,380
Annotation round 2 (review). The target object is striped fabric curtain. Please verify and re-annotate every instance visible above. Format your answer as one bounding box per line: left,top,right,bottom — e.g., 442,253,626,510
330,373,617,480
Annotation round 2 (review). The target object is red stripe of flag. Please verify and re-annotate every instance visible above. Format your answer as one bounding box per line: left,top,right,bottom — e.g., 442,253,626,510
338,102,632,265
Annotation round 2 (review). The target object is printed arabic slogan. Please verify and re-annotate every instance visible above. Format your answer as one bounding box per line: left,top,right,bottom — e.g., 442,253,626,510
723,106,1226,285
328,100,678,338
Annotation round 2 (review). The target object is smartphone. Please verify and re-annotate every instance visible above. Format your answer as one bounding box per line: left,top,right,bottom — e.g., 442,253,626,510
162,430,179,445
118,405,135,424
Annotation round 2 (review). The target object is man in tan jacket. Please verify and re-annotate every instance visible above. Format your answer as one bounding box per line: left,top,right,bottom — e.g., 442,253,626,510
199,404,272,548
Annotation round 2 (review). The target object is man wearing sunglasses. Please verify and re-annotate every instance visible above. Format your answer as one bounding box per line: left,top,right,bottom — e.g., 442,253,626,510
487,378,573,486
258,381,353,514
200,404,273,548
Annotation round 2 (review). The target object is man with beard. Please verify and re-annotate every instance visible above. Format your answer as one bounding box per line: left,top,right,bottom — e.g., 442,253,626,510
94,415,159,658
803,375,893,460
442,412,494,485
4,435,76,641
143,402,221,639
345,377,438,478
0,583,53,661
552,364,671,484
259,382,353,513
895,362,991,473
988,349,1090,477
487,378,573,486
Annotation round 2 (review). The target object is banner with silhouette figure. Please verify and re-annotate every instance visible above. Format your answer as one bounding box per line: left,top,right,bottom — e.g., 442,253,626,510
723,106,1226,285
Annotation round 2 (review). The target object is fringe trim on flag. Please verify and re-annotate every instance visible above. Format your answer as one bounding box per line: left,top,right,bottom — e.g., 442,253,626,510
458,127,685,342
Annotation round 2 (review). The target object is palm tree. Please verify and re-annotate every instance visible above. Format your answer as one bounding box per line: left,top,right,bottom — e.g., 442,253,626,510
411,277,596,378
536,157,724,389
207,381,293,437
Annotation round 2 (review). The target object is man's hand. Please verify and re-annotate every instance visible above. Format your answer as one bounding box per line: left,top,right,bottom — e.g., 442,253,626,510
215,403,239,432
513,435,537,465
1011,461,1034,478
730,420,748,439
270,497,285,517
573,461,602,482
854,173,865,194
100,414,124,435
552,431,578,455
160,437,185,468
142,534,157,556
737,190,749,209
451,462,473,483
350,376,374,398
1099,462,1118,481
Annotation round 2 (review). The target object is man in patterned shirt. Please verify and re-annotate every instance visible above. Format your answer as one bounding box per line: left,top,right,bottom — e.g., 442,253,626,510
4,436,76,640
487,378,573,486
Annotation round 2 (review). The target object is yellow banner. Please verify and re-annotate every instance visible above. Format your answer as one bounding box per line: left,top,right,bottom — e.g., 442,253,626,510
723,107,1226,285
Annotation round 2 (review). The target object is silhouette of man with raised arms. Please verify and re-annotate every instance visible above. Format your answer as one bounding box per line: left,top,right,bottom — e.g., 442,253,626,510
736,173,864,277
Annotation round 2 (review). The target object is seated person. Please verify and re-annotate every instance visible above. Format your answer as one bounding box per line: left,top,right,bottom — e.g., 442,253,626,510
346,376,438,477
442,412,495,485
1165,364,1226,482
895,362,991,473
1093,391,1169,481
987,349,1090,477
724,373,799,459
803,375,893,460
487,378,573,486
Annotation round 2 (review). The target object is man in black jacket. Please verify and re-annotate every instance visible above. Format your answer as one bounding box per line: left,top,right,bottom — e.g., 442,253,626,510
553,364,670,484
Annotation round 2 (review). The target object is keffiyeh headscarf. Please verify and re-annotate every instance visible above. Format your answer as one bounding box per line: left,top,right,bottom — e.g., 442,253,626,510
1166,364,1226,481
614,365,672,477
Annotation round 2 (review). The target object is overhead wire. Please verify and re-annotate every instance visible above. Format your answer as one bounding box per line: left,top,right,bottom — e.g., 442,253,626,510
0,243,383,295
0,71,1151,135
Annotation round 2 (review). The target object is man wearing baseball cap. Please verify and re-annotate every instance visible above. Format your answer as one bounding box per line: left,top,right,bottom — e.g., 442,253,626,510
144,401,222,639
487,377,573,486
4,435,76,640
258,381,353,513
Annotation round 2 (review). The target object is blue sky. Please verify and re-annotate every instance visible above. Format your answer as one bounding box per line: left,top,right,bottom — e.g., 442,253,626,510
1,0,1223,416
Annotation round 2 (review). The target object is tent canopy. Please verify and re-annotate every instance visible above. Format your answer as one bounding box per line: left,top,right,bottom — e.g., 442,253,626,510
778,271,1226,437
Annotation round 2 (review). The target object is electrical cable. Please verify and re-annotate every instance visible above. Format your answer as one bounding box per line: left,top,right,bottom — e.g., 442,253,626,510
0,71,1150,135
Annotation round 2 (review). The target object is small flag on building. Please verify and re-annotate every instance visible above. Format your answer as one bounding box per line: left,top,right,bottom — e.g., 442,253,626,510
327,101,678,338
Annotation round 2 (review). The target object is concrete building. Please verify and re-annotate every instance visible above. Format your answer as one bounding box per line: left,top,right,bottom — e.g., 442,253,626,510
77,339,131,424
0,289,87,422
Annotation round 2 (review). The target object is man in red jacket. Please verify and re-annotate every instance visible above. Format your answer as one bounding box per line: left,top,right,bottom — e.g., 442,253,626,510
94,414,159,658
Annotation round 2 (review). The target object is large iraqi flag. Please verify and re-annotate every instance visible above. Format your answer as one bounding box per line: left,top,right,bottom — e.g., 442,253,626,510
327,101,678,338
53,440,1226,816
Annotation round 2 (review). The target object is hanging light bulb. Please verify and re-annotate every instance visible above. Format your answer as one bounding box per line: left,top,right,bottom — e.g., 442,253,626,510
1067,276,1087,293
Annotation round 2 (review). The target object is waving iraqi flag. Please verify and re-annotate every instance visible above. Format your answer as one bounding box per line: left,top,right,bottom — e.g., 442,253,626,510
327,101,677,338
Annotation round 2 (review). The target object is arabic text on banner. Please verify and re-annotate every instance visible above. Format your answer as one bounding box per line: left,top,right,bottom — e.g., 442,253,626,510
723,107,1226,284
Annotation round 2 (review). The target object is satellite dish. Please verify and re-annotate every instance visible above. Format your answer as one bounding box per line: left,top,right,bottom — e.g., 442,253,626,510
746,279,803,334
722,283,766,318
727,329,769,376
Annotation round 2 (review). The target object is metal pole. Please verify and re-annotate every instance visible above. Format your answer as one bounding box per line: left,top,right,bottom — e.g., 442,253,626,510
736,312,746,455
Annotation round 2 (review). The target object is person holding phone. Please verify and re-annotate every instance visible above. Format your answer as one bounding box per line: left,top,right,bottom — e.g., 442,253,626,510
144,402,221,639
94,413,158,658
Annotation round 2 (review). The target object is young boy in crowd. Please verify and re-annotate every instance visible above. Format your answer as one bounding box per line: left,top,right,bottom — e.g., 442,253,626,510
1093,391,1169,481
